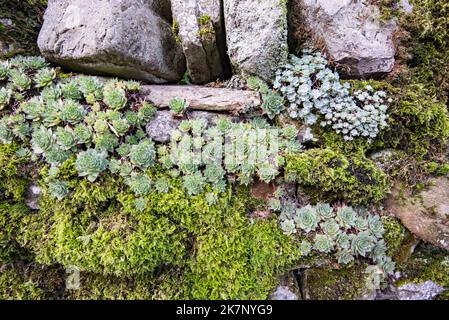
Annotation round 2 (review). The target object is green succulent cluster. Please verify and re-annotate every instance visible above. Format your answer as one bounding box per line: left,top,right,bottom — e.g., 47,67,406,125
276,200,395,280
163,117,302,194
169,97,189,115
0,57,159,203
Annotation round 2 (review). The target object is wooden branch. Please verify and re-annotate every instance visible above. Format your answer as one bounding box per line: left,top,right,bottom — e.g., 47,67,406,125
141,85,261,112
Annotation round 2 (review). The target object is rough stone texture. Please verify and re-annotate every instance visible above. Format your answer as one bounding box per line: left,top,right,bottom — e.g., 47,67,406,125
250,179,277,200
289,0,397,78
38,0,186,83
223,0,289,82
25,185,42,210
141,85,262,112
171,0,229,84
146,109,237,143
151,0,173,22
270,286,299,300
385,178,449,252
397,281,445,300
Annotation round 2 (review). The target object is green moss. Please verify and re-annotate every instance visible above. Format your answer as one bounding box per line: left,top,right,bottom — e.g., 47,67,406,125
397,245,449,299
304,263,370,300
182,219,302,300
0,1,47,58
381,216,415,262
0,262,63,300
285,148,390,205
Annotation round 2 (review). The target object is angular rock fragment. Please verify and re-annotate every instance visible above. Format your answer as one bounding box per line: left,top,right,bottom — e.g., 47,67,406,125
289,0,397,78
38,0,186,83
223,0,289,82
171,0,229,84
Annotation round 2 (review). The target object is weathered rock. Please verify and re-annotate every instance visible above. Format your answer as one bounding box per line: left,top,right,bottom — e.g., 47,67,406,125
38,0,186,83
223,0,289,82
146,109,236,143
397,281,445,300
25,184,42,210
141,85,262,112
250,179,277,200
171,0,229,84
289,0,397,78
385,178,449,251
151,0,173,22
270,286,299,300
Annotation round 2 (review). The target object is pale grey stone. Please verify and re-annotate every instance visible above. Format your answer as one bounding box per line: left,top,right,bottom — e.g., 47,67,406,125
38,0,186,83
398,281,445,300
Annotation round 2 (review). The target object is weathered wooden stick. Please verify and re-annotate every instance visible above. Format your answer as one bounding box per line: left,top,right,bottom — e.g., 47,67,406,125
141,85,261,112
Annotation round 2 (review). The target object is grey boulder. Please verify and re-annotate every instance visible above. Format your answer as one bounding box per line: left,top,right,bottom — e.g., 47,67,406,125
397,281,445,300
38,0,186,83
289,0,397,78
223,0,289,82
171,0,228,84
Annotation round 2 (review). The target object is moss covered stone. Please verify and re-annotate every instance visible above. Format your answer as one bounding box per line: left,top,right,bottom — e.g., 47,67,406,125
0,1,47,59
303,263,371,300
285,148,390,205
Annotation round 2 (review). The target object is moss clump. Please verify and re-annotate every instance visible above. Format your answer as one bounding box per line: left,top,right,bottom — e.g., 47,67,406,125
0,262,64,300
64,272,155,300
397,245,449,299
285,148,390,205
381,216,415,262
182,220,302,300
303,263,370,300
0,1,47,58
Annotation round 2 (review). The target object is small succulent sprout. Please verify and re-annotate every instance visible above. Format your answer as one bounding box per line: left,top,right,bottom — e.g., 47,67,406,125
9,69,31,91
126,173,153,196
336,206,357,230
190,118,207,136
268,198,282,212
314,234,335,254
294,205,319,233
281,125,299,140
316,202,334,220
336,232,351,250
31,125,54,154
257,163,279,183
261,91,285,120
355,216,369,230
0,87,12,110
377,256,395,275
116,143,132,157
133,197,148,212
21,98,43,121
336,249,354,265
371,239,388,260
179,120,192,132
23,56,48,70
321,219,341,239
216,117,232,134
55,127,76,150
41,85,62,102
125,80,141,92
129,139,156,170
124,111,141,126
75,148,109,182
154,177,171,194
280,219,296,235
351,231,376,257
119,162,133,177
94,131,119,152
205,192,219,206
108,158,122,174
94,119,109,133
34,67,56,88
44,146,71,165
367,214,385,238
103,86,127,110
138,101,157,122
15,147,32,159
74,124,92,145
0,63,10,80
61,81,83,100
169,97,189,114
77,76,103,102
0,121,13,144
47,179,70,200
61,99,86,125
110,118,130,136
299,240,312,256
182,172,206,195
204,164,225,183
